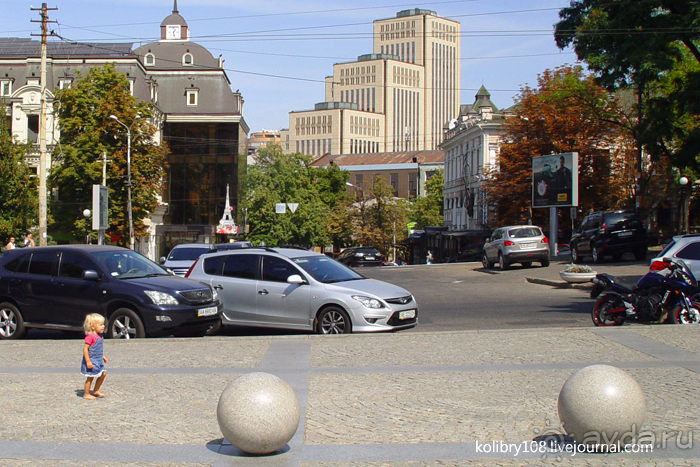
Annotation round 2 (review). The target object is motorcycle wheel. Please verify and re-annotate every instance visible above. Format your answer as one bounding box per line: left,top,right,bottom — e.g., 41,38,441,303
670,302,700,324
591,296,625,327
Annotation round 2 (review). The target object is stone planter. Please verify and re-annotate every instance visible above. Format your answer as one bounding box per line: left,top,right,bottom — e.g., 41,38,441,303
559,271,597,283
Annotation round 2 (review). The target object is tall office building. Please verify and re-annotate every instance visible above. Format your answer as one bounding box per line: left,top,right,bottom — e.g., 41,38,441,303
288,9,459,156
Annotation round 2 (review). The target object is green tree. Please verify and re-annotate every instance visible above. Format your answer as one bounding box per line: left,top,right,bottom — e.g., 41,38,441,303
555,0,700,171
407,169,444,229
0,105,38,240
486,66,636,230
50,63,168,244
245,145,348,247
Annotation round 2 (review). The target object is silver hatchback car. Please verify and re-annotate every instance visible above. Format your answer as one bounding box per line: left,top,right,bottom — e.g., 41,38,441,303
185,247,418,334
482,225,550,270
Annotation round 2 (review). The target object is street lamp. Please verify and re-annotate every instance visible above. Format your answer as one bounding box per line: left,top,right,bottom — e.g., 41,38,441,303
82,209,91,244
680,176,689,235
110,114,140,250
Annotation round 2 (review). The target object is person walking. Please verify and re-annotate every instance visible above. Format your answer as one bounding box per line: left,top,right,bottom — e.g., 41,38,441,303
81,313,108,400
5,237,16,250
426,250,434,265
23,233,34,248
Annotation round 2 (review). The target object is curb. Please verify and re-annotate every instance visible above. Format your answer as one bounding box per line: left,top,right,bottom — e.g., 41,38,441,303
525,276,594,289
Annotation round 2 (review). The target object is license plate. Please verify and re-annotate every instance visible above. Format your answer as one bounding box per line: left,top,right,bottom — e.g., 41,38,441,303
365,256,375,260
198,306,218,317
520,243,536,249
399,309,416,320
618,231,633,237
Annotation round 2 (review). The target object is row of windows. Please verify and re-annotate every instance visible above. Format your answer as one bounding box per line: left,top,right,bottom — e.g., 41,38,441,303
296,138,332,156
392,66,420,87
295,115,333,136
431,21,458,43
349,139,381,154
340,65,377,76
144,52,194,67
380,42,416,64
340,75,377,85
203,254,301,283
381,30,417,41
350,116,380,137
380,20,417,32
340,88,376,113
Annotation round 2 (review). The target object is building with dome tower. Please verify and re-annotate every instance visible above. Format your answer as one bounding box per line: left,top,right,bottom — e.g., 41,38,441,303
0,1,248,260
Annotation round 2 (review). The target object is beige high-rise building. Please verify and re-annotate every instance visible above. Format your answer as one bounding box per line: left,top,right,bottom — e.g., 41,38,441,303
287,9,459,157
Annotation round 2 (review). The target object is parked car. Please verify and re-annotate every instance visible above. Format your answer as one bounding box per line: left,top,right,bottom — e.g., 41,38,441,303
447,242,487,263
336,247,383,267
570,210,648,263
160,241,252,276
186,247,417,334
651,234,700,279
482,225,550,270
0,245,221,340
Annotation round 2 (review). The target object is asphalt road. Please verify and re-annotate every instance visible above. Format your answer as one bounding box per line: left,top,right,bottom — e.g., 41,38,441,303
359,257,651,332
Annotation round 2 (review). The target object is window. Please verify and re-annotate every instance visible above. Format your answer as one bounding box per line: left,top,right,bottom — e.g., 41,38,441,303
186,89,198,106
222,254,258,280
145,53,155,66
262,256,299,283
390,173,399,196
182,53,193,66
27,114,39,144
28,251,58,276
203,256,227,276
59,252,96,279
676,243,700,261
58,79,72,89
0,80,11,96
3,254,30,273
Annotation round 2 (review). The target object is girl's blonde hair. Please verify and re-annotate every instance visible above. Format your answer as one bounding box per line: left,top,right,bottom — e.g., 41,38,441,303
83,313,105,334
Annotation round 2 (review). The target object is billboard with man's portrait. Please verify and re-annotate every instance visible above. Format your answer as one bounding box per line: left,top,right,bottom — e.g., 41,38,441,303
532,152,579,208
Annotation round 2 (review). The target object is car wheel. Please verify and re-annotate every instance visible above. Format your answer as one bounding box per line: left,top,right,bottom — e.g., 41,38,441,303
498,252,509,271
481,252,493,269
0,302,26,340
205,318,222,336
592,246,604,264
540,258,550,267
571,245,582,264
634,248,647,261
316,306,352,334
108,308,146,339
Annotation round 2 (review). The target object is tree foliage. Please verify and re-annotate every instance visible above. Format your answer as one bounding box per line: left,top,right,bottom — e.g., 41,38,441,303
245,145,348,247
0,105,38,240
407,169,444,229
555,0,700,171
50,63,168,243
485,66,636,228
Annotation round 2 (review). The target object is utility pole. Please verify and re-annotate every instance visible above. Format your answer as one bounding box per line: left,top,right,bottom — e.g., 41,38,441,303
31,3,57,246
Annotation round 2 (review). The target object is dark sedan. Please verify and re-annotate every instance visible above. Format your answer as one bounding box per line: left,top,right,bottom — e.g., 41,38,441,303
336,247,384,267
0,245,221,339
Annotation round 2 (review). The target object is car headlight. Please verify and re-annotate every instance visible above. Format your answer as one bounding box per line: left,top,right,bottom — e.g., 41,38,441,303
351,295,384,308
144,290,179,305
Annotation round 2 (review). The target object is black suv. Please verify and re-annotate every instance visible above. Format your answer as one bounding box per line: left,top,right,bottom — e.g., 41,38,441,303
0,245,222,339
337,247,383,267
570,210,648,263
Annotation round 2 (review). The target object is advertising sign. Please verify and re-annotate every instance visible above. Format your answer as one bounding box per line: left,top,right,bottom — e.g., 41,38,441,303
92,185,108,230
532,152,579,208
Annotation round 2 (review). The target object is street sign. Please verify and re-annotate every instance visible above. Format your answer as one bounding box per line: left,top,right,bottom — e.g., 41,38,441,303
287,203,299,213
275,203,286,214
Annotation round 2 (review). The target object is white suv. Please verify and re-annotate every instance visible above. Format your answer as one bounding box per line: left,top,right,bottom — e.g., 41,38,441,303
482,225,550,270
185,247,418,334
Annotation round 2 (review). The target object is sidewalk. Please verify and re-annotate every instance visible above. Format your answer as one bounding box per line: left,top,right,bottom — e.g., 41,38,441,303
1,323,699,466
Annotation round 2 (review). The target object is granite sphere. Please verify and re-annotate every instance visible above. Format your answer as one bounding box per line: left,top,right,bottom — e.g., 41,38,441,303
558,364,646,446
217,372,300,454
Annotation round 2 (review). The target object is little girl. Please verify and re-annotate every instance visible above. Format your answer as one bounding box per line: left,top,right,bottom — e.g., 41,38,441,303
81,313,108,400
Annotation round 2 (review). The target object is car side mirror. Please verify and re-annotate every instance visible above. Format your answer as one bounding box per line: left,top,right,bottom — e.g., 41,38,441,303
159,256,166,264
287,274,306,285
83,270,100,281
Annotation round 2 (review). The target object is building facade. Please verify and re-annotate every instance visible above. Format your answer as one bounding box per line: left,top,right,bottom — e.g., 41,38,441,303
287,9,459,157
441,86,509,231
0,2,248,259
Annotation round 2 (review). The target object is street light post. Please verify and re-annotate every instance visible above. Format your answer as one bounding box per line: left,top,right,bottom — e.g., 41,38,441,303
82,209,91,244
110,114,140,250
680,176,689,235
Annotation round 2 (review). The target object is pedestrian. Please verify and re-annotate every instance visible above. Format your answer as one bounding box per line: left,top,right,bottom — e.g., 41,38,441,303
426,250,433,265
81,313,108,400
23,233,34,248
5,237,15,250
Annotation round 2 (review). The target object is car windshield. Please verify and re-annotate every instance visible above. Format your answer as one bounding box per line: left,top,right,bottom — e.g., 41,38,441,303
91,250,169,279
508,227,541,238
167,247,210,261
292,255,365,283
605,213,642,230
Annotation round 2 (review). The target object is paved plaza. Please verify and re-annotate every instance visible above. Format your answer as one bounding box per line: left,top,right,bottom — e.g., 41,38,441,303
1,320,700,466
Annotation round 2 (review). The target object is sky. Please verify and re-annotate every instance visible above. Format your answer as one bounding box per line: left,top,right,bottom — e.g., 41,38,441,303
2,0,579,135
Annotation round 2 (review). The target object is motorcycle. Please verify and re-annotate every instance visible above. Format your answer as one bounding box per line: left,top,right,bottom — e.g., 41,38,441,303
590,257,700,326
